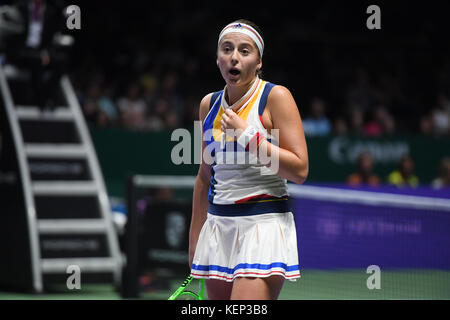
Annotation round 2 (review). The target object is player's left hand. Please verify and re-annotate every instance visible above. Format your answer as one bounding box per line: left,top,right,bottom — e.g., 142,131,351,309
221,108,248,138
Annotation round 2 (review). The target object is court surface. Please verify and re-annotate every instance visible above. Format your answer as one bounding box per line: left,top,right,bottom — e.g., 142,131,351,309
1,269,449,300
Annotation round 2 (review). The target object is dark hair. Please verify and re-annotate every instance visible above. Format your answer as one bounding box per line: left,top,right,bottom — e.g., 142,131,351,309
229,18,264,78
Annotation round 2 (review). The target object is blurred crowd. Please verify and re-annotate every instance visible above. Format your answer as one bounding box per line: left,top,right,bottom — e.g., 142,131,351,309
1,1,449,136
62,2,450,137
301,84,450,138
73,69,199,131
346,152,450,189
73,66,450,137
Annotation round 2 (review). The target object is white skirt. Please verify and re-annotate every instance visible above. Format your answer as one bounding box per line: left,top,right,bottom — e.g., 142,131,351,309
190,212,301,282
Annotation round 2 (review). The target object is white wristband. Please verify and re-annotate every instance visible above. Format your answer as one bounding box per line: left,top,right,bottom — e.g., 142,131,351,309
236,126,257,149
237,125,266,152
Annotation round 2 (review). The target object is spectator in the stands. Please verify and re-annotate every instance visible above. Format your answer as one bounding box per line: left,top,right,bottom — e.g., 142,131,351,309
363,105,396,136
82,80,102,125
347,151,381,187
348,107,365,135
302,97,331,136
419,113,434,135
159,72,183,114
431,93,450,135
146,98,168,131
387,154,419,188
432,157,450,189
165,111,180,130
333,115,349,135
96,85,118,127
117,82,148,130
182,94,201,129
139,67,159,110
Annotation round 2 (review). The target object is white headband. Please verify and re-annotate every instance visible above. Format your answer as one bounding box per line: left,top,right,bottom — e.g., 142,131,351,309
218,22,264,57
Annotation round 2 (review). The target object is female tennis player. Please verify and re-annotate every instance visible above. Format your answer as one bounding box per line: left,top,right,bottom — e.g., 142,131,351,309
189,19,308,300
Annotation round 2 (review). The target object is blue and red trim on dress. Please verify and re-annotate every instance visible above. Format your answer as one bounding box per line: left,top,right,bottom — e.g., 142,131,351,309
191,262,300,280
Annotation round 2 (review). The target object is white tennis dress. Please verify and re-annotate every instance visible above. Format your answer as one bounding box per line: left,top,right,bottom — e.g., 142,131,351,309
191,78,301,282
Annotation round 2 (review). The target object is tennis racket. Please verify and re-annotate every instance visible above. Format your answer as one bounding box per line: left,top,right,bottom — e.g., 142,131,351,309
168,276,206,300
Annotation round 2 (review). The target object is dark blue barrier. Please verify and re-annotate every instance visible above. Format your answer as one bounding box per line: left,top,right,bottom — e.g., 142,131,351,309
291,185,450,270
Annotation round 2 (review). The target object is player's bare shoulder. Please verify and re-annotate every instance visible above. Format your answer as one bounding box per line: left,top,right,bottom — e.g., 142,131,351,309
266,85,300,126
267,85,296,110
199,93,214,122
198,93,214,175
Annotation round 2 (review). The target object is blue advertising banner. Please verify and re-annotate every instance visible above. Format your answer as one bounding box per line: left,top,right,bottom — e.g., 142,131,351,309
291,185,450,270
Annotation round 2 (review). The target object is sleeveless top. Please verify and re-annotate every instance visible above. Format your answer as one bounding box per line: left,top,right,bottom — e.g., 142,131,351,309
202,78,290,216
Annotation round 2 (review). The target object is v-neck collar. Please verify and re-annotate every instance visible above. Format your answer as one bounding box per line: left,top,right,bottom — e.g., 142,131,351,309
221,77,261,113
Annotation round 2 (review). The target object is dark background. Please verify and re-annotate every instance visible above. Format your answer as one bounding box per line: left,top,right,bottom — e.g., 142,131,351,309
63,0,450,133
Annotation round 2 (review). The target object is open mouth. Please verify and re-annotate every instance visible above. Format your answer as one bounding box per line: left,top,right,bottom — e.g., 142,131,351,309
229,68,240,76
